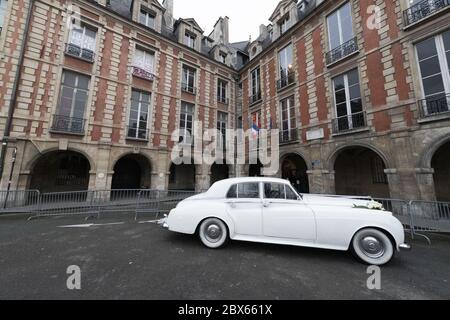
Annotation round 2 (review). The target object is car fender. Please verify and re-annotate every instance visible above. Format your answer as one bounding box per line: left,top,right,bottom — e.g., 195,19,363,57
167,199,236,235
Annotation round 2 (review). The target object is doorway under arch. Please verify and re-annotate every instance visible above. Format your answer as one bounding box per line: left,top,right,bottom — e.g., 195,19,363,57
334,146,390,198
111,154,152,190
431,140,450,202
211,163,230,185
282,154,309,193
169,163,196,191
29,150,91,193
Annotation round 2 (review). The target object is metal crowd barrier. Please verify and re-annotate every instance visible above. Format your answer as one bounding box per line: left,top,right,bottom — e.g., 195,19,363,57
0,189,449,245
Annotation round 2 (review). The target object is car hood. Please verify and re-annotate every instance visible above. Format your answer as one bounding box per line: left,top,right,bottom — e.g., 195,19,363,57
302,194,388,211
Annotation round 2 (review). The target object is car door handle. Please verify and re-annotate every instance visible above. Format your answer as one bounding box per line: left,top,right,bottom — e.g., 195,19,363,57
262,200,271,208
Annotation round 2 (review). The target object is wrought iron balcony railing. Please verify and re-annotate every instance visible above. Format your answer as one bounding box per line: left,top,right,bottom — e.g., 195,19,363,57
132,66,155,81
403,0,450,26
249,91,262,105
279,128,298,144
277,71,295,91
326,37,358,66
218,96,229,104
65,43,95,62
418,94,450,118
181,82,196,94
50,115,86,135
332,111,367,134
126,126,149,141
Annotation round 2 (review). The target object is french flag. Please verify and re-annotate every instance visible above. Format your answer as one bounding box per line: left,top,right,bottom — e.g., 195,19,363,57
251,122,260,139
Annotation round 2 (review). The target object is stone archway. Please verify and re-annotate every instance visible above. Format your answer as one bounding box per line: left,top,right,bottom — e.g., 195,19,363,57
29,150,91,193
210,163,230,185
334,146,390,198
281,153,309,193
169,163,196,191
111,154,152,190
431,140,450,202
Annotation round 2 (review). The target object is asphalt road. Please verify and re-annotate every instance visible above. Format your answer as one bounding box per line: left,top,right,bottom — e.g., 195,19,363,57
0,215,449,300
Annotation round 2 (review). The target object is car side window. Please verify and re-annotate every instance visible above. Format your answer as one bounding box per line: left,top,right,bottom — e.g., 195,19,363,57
226,183,260,199
238,183,260,199
226,185,238,198
264,183,286,200
286,186,299,200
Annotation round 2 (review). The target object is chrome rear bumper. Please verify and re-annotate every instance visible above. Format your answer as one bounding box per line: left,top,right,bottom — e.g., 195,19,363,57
399,243,411,251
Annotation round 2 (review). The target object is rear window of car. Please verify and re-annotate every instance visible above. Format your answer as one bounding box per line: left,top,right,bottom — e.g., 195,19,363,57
226,183,260,199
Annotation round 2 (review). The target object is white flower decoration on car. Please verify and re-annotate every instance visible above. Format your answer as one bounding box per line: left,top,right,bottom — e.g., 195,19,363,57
353,200,385,211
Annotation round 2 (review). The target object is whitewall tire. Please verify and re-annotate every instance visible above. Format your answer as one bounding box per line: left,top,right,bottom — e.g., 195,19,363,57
199,218,228,249
352,228,394,266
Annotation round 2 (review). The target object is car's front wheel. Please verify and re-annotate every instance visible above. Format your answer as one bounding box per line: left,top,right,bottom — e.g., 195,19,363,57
199,218,228,249
351,228,394,266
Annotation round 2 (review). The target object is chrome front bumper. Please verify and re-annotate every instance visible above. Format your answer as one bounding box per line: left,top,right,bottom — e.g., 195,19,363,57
158,215,169,230
399,243,411,251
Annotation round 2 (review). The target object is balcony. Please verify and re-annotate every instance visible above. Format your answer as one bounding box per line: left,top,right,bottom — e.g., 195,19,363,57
279,128,298,144
418,94,450,118
277,71,295,91
126,126,149,141
249,91,262,105
218,96,229,104
181,82,196,94
325,37,359,66
403,0,450,27
132,66,155,81
50,115,86,135
65,43,95,63
332,111,367,134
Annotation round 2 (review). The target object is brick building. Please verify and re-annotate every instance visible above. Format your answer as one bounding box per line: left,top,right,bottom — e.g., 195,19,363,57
0,0,449,201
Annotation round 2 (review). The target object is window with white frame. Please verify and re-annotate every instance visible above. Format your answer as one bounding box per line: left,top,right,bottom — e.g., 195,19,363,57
332,69,364,132
133,48,155,73
279,14,290,35
185,32,196,48
278,43,293,82
327,2,354,51
415,30,450,116
128,90,150,140
217,111,228,151
54,71,90,133
140,8,156,29
219,52,227,64
217,79,228,104
67,22,96,61
179,102,194,143
280,96,297,142
251,67,261,102
182,65,196,93
0,0,7,33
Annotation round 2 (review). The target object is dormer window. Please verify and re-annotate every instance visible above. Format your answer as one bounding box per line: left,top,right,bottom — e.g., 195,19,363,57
140,8,156,29
185,32,196,48
279,15,290,35
219,52,227,64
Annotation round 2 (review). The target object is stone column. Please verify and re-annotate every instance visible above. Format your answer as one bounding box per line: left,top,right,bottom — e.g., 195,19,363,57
151,150,170,191
385,168,423,201
307,169,335,195
0,138,23,191
415,168,436,201
195,164,210,192
90,143,111,191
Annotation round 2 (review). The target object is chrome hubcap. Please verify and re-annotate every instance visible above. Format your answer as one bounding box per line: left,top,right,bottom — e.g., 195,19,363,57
205,224,222,243
360,236,385,258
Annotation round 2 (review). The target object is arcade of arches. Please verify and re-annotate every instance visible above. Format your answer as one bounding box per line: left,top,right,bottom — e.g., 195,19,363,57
23,141,450,202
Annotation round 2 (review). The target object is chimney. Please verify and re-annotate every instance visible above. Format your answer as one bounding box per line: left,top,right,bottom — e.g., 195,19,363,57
163,0,174,30
222,16,229,45
259,24,268,39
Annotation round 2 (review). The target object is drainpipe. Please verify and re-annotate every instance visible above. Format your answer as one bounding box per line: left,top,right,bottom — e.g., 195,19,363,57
0,0,34,184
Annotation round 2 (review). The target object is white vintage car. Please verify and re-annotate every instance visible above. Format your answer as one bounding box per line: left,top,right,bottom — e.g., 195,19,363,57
162,177,410,265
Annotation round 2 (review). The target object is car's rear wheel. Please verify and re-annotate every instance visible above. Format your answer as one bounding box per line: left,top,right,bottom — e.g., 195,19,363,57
351,228,394,266
199,218,228,249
